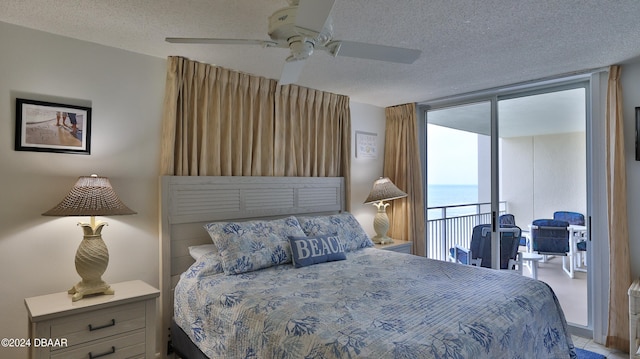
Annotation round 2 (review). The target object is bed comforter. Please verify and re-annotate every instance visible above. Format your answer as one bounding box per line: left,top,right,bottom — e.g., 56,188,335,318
174,248,576,359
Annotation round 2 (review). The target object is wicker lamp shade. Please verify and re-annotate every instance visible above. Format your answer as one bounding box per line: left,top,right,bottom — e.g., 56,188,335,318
364,177,407,204
43,175,136,217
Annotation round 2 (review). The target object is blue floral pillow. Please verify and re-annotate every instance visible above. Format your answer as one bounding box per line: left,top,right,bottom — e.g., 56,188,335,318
203,216,306,275
183,251,224,280
297,212,374,252
288,234,346,268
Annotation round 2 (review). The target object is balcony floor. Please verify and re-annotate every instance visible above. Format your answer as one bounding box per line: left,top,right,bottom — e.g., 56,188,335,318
528,256,587,326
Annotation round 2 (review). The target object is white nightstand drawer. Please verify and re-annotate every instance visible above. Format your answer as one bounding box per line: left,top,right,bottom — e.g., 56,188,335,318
51,329,145,359
51,301,145,347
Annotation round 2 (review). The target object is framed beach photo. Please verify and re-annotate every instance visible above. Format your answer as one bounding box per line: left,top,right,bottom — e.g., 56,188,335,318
15,98,91,155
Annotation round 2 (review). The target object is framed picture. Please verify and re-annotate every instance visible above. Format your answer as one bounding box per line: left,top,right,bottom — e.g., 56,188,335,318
355,130,377,159
15,98,91,154
636,107,640,161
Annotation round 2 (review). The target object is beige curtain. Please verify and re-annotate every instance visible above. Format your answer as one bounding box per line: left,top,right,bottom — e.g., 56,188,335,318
160,57,275,176
383,103,426,256
160,57,352,204
275,85,351,208
605,65,631,352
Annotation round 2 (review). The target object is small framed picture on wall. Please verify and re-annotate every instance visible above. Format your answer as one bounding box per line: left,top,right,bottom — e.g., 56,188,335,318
355,130,377,159
15,98,92,155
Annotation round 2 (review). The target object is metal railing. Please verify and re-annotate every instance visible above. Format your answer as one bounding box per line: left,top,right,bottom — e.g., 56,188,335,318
426,201,507,260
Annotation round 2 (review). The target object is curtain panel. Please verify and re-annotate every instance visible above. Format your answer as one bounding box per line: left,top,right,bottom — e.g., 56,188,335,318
275,85,351,207
160,57,351,207
605,65,631,352
383,103,426,256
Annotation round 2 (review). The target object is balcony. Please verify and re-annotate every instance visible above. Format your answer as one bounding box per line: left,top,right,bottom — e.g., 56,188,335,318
426,201,506,261
426,202,587,327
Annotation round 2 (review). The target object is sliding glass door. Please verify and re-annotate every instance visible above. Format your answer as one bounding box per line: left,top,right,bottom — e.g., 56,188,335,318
422,80,591,332
498,86,589,328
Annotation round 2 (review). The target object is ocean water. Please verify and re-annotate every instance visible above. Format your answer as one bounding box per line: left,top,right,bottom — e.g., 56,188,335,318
428,184,478,207
427,184,478,219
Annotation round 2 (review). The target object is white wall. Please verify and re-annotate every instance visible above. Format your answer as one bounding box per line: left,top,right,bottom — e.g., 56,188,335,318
0,22,165,359
501,132,586,226
478,135,491,203
0,22,387,359
622,62,640,279
533,132,586,219
500,136,534,224
349,103,387,237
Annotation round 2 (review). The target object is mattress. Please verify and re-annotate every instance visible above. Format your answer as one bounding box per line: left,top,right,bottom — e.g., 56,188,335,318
174,248,576,359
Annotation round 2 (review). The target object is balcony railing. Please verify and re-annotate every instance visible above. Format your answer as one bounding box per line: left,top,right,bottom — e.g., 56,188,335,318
426,201,507,261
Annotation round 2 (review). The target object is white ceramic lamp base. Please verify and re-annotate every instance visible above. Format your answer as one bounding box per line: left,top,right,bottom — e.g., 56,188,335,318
68,220,114,301
371,201,394,244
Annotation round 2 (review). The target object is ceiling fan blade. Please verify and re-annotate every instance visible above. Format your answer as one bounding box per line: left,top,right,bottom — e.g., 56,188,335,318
165,37,283,47
279,58,307,85
295,0,336,34
328,41,421,64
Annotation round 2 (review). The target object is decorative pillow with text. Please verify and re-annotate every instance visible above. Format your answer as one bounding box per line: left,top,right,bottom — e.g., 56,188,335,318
288,234,346,268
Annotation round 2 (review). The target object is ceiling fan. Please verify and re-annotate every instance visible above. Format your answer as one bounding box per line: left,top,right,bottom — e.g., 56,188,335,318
165,0,422,85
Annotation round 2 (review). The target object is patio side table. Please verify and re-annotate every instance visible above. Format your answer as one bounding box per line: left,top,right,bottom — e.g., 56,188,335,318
521,252,544,280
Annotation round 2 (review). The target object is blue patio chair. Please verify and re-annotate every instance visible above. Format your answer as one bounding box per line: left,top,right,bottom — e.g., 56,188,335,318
553,211,585,225
530,219,574,278
553,211,587,272
450,224,488,267
451,223,521,271
499,214,528,248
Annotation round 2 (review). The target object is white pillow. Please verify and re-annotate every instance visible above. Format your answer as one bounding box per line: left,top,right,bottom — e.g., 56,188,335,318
188,244,218,260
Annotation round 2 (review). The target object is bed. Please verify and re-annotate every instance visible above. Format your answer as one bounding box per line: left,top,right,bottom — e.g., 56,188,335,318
160,176,577,359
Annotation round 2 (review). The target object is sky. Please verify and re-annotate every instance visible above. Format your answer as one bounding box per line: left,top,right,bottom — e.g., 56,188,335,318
427,124,478,185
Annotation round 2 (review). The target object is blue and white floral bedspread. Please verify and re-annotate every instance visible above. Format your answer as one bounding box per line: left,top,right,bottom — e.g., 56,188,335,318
175,248,576,359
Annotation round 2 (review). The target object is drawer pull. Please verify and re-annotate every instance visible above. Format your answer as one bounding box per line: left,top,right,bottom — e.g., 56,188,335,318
88,346,116,359
88,319,116,331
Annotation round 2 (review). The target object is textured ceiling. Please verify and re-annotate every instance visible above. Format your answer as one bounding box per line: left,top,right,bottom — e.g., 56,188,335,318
2,0,640,107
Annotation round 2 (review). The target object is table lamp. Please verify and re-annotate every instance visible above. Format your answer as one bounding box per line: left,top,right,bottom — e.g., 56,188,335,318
43,174,136,301
364,177,407,244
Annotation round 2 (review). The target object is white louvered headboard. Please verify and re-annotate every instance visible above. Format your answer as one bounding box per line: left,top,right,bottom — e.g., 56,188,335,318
159,176,345,355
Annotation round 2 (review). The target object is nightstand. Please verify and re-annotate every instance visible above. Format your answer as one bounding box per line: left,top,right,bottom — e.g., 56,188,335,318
25,280,159,359
375,239,413,254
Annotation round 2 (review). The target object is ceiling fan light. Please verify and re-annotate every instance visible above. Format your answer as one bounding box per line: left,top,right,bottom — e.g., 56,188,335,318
289,38,314,60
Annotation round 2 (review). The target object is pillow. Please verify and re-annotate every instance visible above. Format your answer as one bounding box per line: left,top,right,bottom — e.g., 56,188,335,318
203,216,306,275
183,251,224,279
297,212,374,252
288,234,346,268
188,244,218,260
